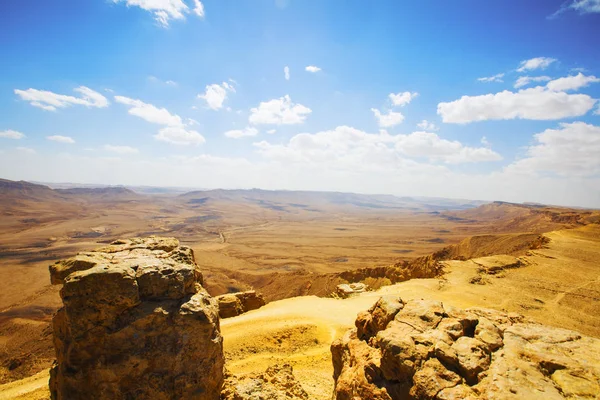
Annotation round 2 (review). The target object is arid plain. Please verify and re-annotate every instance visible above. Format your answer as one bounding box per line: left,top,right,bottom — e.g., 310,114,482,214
1,178,599,399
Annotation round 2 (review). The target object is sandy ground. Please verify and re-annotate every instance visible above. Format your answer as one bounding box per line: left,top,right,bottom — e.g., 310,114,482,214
2,224,599,399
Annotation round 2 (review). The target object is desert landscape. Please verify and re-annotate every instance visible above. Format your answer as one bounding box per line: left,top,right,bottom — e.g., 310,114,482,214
0,178,599,399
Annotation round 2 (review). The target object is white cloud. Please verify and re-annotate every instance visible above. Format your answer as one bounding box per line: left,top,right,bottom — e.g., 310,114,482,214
0,130,25,139
154,126,205,145
565,0,600,13
249,95,311,125
193,0,205,17
16,147,36,154
284,66,290,81
305,65,321,73
517,57,556,72
253,125,500,167
546,73,600,92
149,76,178,86
15,86,109,111
115,95,204,145
416,120,438,131
224,127,259,138
396,131,502,164
438,87,596,123
104,144,139,154
371,109,404,127
47,135,75,144
267,129,276,134
514,76,551,88
481,136,491,147
198,82,235,110
477,73,504,83
389,91,418,107
115,96,183,125
506,122,600,177
111,0,203,27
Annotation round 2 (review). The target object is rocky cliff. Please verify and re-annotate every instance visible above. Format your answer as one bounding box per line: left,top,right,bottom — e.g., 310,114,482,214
49,237,224,400
332,297,600,399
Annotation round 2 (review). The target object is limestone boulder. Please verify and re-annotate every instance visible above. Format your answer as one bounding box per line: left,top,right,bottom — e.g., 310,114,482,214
221,364,308,400
216,290,266,319
332,297,600,400
49,236,224,400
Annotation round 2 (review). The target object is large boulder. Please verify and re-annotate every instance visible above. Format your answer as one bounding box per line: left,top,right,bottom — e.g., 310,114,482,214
215,290,266,319
332,297,600,399
221,364,308,400
49,236,224,400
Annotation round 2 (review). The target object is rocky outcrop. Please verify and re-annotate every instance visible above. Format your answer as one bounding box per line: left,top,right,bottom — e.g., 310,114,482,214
332,297,600,399
49,237,224,400
471,255,522,274
216,290,266,319
221,364,308,400
336,283,369,298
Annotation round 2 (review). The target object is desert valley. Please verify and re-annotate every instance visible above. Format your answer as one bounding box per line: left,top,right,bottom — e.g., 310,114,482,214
0,178,599,399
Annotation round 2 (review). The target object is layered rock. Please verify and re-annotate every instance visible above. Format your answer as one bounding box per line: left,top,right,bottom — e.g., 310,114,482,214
49,237,224,400
215,290,266,319
332,297,600,399
221,364,308,400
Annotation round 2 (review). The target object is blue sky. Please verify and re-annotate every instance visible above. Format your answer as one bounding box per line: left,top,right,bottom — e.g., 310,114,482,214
1,0,599,207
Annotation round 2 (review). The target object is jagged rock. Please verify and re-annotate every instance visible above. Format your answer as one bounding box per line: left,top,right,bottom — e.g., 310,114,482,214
221,364,308,400
331,297,600,399
216,290,266,319
49,236,224,400
336,282,369,298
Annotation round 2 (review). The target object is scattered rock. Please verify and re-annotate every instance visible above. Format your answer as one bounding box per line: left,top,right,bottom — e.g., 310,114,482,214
332,297,600,399
216,290,266,319
471,255,521,275
221,364,308,399
49,236,224,400
336,282,369,298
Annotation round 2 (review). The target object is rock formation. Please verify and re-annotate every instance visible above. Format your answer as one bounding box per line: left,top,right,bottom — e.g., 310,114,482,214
221,364,308,400
332,297,600,399
336,282,369,298
215,290,266,319
49,237,224,400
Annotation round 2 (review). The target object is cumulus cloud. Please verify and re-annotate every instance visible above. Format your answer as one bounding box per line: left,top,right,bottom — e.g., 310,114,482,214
477,73,504,83
253,126,500,168
47,135,75,144
284,66,290,81
104,144,139,154
198,82,235,110
267,129,276,134
416,120,439,131
371,109,404,127
514,76,551,88
389,91,418,107
305,65,321,73
154,126,205,145
14,86,109,111
517,57,556,72
437,87,596,123
546,73,600,92
0,130,25,139
249,95,311,125
506,122,600,177
115,95,205,145
115,96,183,125
112,0,204,27
224,127,259,138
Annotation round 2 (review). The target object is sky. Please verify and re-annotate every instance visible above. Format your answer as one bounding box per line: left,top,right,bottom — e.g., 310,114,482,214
1,0,599,207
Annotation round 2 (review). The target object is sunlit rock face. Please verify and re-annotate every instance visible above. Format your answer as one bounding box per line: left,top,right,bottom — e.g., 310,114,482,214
332,297,600,400
49,237,224,400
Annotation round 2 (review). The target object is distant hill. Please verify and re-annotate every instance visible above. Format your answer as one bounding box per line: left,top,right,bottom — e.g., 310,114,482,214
179,188,487,212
